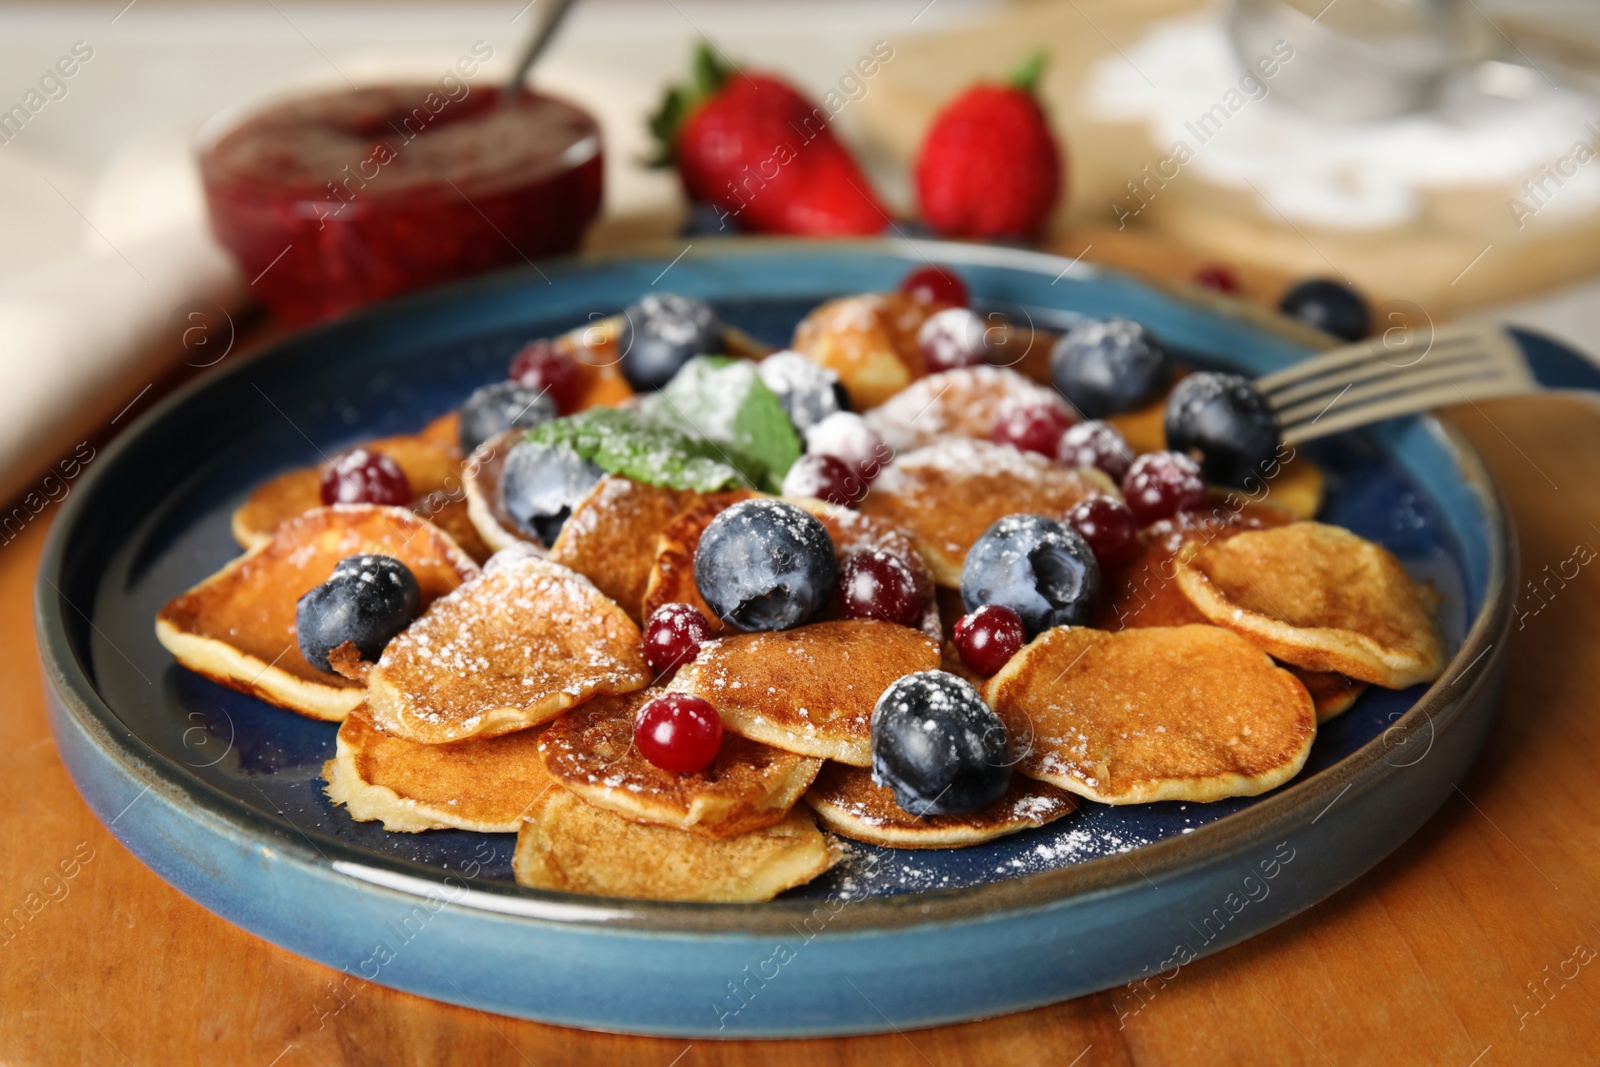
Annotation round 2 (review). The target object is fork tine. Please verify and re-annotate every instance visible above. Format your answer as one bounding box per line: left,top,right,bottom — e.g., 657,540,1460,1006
1274,356,1530,427
1267,346,1502,410
1282,375,1537,443
1256,322,1512,393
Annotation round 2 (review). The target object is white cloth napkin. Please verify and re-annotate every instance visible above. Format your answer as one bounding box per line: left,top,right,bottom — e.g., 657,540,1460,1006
0,129,242,507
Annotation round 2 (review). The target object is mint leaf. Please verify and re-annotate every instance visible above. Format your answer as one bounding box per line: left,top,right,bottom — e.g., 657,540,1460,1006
525,408,750,492
642,357,802,492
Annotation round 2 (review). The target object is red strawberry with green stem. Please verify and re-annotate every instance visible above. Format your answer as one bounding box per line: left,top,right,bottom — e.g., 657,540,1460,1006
915,50,1064,240
648,43,888,236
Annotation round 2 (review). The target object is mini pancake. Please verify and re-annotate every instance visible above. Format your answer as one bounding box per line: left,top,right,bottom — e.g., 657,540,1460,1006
984,624,1316,804
639,490,757,631
864,366,1072,453
1286,664,1367,723
538,691,822,837
791,292,948,409
548,476,697,622
804,762,1078,849
323,707,557,832
512,789,836,902
366,556,652,744
1107,394,1169,454
1173,522,1445,689
230,416,464,550
411,494,492,564
859,438,1117,586
1094,507,1365,720
1254,453,1324,521
669,619,941,766
1096,505,1296,631
156,505,479,721
462,429,541,555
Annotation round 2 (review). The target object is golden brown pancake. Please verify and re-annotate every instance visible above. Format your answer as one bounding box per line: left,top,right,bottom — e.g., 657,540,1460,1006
859,438,1117,586
323,707,557,832
639,490,758,632
804,762,1078,849
538,691,822,837
156,505,479,721
411,494,492,564
366,555,651,744
1096,505,1296,631
512,790,837,902
669,619,941,766
548,476,696,623
230,420,464,551
791,292,949,409
1286,664,1367,722
1255,453,1324,521
984,625,1317,804
1174,522,1445,689
1106,395,1168,455
1097,507,1363,716
461,430,541,555
865,366,1072,452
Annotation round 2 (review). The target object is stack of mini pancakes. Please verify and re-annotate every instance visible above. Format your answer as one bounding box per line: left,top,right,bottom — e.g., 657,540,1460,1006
155,302,1446,903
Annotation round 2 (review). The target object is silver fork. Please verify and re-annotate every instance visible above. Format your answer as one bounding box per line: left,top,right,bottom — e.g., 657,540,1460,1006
1258,322,1540,445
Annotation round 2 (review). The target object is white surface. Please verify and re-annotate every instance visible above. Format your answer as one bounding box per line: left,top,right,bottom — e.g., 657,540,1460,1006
1084,13,1600,230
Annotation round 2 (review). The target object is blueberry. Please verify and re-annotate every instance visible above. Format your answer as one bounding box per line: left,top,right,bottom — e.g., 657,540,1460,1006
756,350,844,433
1279,279,1368,342
617,292,724,392
960,514,1100,638
459,381,557,454
296,554,421,672
871,670,1010,816
1050,318,1170,418
498,440,604,546
1164,371,1280,488
694,498,837,631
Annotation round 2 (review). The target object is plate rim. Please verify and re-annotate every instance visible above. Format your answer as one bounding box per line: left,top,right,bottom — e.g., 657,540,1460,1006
34,236,1512,935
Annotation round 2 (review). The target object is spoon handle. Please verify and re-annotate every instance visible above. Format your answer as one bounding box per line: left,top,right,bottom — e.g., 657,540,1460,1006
507,0,583,93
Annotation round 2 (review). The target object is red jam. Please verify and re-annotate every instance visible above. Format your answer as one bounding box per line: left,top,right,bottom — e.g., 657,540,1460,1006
199,84,603,324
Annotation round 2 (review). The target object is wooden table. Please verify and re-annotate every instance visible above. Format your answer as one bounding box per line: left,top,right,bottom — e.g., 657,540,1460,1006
5,286,1600,1066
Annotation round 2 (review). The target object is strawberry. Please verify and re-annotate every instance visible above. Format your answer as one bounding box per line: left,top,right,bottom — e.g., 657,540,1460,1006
915,51,1063,240
648,43,887,236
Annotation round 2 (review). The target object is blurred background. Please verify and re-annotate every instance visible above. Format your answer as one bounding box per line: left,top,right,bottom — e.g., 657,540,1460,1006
3,0,1600,500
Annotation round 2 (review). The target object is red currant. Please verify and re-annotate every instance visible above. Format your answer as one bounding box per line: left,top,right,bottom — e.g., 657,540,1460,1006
953,604,1025,676
1195,264,1240,294
642,602,713,676
320,448,411,507
509,339,584,414
634,692,723,774
1057,420,1132,483
1121,450,1208,525
1064,495,1139,570
804,412,890,484
917,307,989,373
990,396,1074,457
837,549,922,627
899,264,969,307
781,453,865,508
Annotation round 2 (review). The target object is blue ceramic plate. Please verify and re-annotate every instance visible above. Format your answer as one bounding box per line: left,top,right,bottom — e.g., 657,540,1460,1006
40,239,1551,1037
